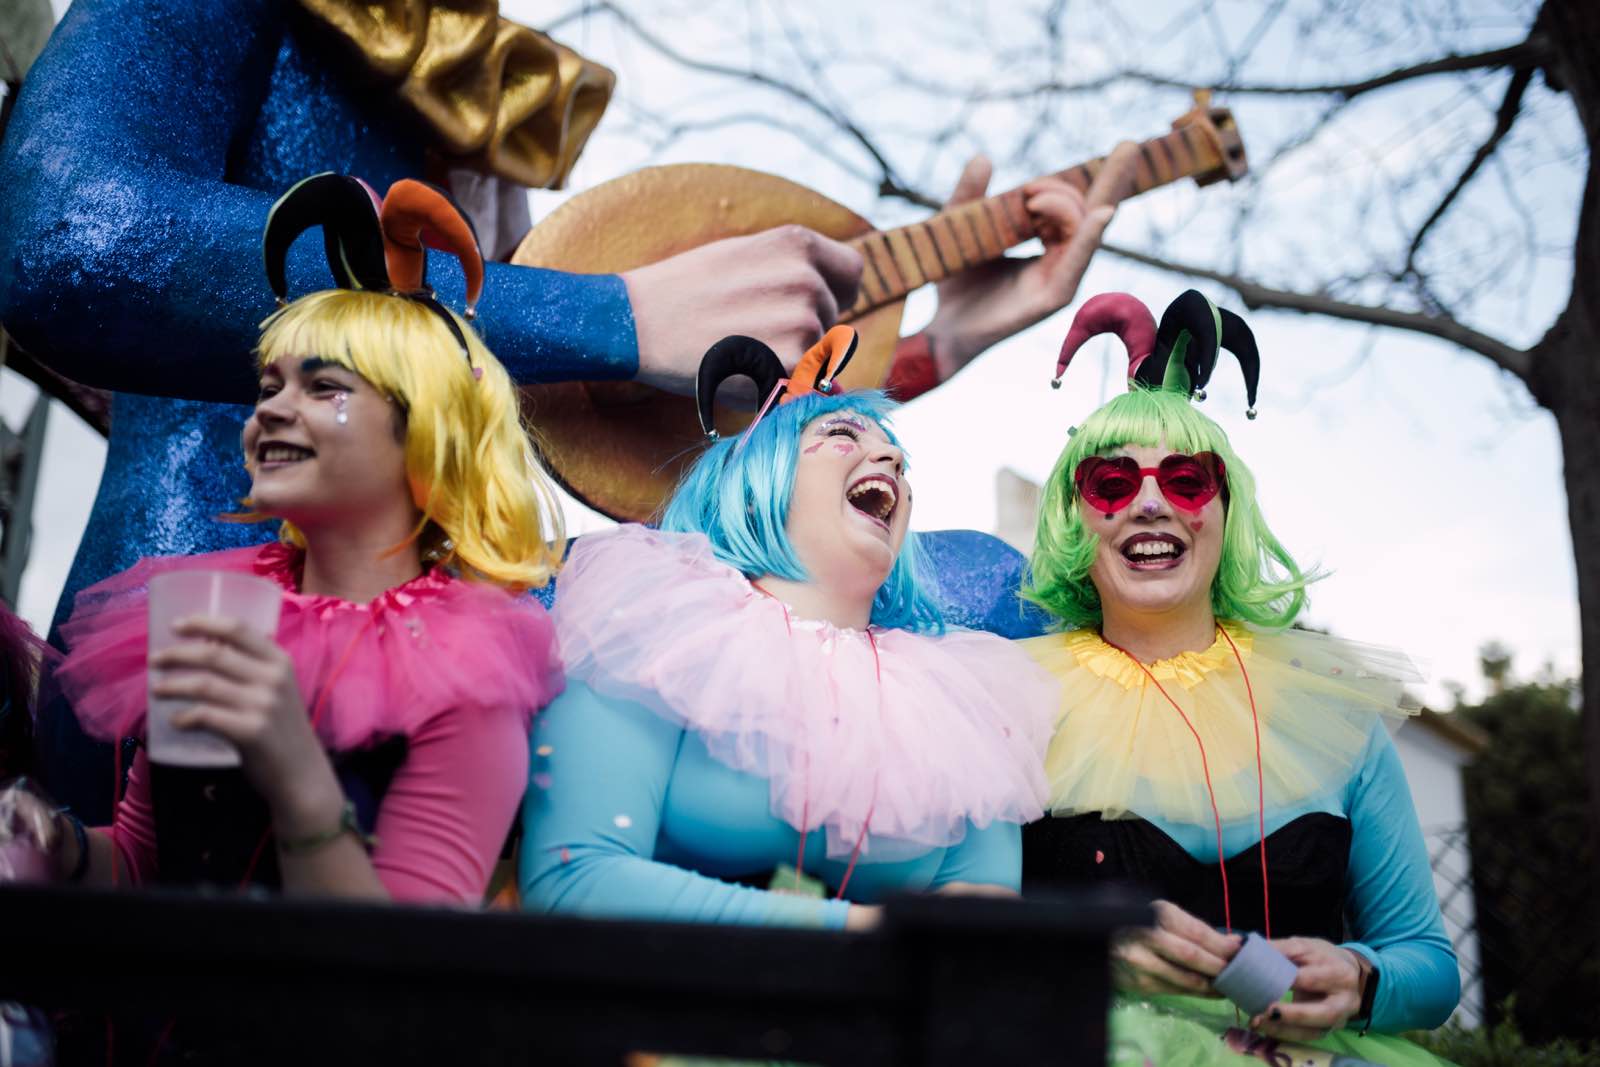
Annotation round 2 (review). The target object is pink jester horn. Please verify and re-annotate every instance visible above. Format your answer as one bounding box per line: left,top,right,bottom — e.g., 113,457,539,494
1052,293,1158,389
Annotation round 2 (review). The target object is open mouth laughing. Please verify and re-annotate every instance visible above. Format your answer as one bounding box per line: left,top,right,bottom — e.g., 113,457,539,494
1119,532,1187,570
846,474,898,530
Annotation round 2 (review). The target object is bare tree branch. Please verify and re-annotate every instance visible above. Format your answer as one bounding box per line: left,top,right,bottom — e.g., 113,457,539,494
1102,242,1532,378
0,332,110,436
1192,37,1551,99
615,103,885,189
1403,65,1536,276
549,0,938,207
871,37,1550,106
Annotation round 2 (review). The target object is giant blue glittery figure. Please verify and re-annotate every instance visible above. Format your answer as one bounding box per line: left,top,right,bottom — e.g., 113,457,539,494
0,0,1041,819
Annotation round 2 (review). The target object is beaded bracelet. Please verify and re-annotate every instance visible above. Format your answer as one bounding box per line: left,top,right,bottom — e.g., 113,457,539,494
54,807,90,883
277,800,376,855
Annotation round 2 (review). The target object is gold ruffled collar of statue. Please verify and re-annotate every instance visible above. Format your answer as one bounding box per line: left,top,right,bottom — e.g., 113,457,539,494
296,0,614,188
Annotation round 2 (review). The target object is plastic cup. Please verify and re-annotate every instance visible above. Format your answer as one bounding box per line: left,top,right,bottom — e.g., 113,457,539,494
147,570,283,767
0,839,51,884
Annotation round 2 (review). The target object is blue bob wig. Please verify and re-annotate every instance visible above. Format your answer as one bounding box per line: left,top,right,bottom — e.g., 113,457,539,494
659,390,944,633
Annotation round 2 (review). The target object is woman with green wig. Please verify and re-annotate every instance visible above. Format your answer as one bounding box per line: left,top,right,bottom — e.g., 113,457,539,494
1020,292,1459,1066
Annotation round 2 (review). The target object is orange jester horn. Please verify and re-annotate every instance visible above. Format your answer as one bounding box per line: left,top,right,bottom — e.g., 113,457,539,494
379,179,485,317
787,324,859,400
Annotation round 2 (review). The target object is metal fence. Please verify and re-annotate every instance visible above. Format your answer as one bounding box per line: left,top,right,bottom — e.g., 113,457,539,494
1425,810,1599,1042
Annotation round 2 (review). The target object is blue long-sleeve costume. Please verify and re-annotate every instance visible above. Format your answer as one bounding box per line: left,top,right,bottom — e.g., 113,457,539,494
0,0,1037,819
520,681,1021,928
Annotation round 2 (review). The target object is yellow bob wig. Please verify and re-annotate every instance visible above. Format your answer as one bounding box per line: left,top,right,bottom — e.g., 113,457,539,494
250,289,564,592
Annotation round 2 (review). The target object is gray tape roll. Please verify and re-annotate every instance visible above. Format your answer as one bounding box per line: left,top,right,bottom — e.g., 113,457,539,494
1213,932,1298,1016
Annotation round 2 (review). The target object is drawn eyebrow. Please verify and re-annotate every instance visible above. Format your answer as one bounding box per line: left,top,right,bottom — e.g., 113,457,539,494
299,356,347,374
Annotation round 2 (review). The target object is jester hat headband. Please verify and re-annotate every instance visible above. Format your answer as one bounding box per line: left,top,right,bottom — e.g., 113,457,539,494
1053,290,1261,419
695,325,860,444
262,172,485,368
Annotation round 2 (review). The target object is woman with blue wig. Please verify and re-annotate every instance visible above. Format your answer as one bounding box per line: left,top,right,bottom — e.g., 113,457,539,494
1022,293,1458,1065
520,327,1056,929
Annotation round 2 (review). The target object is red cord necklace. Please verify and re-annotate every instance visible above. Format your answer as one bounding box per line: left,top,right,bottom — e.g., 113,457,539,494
1100,624,1273,937
754,584,877,901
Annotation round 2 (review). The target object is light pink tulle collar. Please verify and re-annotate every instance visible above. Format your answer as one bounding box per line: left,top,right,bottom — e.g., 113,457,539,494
551,525,1057,862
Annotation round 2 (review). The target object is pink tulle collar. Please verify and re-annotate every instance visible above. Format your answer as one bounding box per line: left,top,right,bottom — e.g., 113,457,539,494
745,579,883,640
551,525,1057,861
53,541,563,753
250,541,457,616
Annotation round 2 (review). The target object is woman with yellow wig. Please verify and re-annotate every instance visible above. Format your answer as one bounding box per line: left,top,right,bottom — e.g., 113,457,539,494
12,174,564,903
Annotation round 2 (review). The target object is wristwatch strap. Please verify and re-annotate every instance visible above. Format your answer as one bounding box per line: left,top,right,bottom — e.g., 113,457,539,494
1356,958,1381,1035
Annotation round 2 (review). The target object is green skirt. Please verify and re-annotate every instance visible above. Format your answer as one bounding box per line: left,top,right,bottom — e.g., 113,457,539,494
1111,996,1455,1067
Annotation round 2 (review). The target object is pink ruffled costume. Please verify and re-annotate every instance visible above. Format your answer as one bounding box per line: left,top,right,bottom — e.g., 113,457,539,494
520,526,1057,928
53,542,562,903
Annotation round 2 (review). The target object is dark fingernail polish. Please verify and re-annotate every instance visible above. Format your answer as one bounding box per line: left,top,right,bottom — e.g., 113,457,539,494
1269,1008,1282,1021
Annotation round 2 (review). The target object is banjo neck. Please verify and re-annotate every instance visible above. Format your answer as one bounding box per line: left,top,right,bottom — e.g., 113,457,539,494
842,99,1248,320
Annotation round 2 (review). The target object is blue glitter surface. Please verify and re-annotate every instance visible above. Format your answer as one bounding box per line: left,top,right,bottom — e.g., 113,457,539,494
919,530,1051,639
0,0,639,604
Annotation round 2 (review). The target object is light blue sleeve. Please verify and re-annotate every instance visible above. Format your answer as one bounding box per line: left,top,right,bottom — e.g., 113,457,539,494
519,680,852,929
931,821,1023,892
1339,726,1461,1031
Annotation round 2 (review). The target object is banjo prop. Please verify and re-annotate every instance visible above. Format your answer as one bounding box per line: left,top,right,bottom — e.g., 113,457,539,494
512,93,1247,522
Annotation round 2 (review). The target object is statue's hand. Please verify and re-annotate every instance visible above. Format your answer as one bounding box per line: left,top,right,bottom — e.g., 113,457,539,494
623,226,864,403
922,143,1139,380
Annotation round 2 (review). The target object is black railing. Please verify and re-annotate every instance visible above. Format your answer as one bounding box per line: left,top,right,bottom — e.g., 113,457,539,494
0,885,1147,1065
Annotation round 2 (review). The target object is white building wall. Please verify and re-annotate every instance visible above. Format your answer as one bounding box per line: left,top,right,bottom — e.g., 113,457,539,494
1391,720,1483,1028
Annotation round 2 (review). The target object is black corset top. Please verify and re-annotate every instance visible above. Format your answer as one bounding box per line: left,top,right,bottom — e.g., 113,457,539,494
1023,811,1354,941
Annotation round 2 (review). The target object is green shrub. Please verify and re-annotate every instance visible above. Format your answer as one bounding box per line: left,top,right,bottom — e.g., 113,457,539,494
1410,1001,1600,1067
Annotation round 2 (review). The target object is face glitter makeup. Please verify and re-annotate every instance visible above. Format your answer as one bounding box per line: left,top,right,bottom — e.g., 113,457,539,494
333,391,349,425
821,415,869,433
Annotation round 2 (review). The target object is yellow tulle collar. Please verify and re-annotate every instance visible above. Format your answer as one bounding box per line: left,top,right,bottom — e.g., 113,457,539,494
1024,624,1419,824
1055,622,1255,692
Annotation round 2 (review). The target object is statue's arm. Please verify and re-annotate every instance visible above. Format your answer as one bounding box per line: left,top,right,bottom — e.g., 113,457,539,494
0,0,639,402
